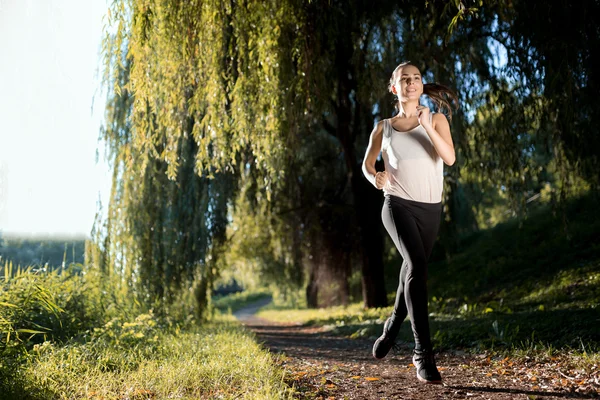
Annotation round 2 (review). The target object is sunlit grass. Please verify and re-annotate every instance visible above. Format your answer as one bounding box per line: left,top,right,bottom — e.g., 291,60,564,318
5,315,291,400
516,263,600,311
257,302,390,329
0,262,293,399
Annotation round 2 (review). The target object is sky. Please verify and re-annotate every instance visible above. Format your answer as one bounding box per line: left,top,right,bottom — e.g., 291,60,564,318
0,0,111,238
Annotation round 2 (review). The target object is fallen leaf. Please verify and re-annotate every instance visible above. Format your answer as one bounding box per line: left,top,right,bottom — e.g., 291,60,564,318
350,376,361,379
365,377,380,381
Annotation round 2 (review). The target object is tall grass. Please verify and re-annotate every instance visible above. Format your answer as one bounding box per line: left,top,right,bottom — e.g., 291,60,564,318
1,262,100,357
0,261,292,399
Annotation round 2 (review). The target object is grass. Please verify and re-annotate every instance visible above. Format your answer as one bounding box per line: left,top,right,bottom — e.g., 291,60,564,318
257,303,390,336
427,192,600,316
0,264,292,399
3,315,291,400
256,192,600,357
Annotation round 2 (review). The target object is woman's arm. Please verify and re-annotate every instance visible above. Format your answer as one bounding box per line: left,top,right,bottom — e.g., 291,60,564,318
362,120,387,189
420,109,456,166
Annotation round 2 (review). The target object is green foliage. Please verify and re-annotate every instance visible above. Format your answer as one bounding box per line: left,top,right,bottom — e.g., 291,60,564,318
0,258,173,373
102,0,305,179
93,312,160,348
219,181,305,304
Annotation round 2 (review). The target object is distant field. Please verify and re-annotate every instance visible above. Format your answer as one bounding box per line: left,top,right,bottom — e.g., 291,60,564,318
0,235,86,268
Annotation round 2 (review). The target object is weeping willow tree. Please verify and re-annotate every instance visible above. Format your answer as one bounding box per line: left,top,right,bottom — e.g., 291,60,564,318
94,0,599,313
94,0,309,313
93,0,497,310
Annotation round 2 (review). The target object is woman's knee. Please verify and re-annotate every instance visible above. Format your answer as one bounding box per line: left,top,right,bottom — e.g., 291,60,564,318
404,261,427,283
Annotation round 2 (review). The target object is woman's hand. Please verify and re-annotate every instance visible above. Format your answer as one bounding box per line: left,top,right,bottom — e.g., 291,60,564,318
416,105,431,129
375,171,388,190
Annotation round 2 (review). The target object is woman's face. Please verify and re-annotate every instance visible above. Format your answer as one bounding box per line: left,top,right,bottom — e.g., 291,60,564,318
392,64,423,101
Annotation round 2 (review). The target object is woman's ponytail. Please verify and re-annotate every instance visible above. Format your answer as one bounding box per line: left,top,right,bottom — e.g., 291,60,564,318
423,83,459,121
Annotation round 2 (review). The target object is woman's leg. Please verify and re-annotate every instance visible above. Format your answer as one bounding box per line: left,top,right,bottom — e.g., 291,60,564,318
386,197,434,350
378,198,408,338
388,196,443,383
376,195,441,356
372,198,407,359
391,260,409,326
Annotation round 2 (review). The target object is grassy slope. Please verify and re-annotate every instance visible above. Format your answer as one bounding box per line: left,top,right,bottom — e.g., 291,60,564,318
426,192,600,350
258,192,600,353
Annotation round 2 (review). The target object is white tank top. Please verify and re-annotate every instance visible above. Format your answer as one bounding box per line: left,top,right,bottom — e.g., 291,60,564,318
381,116,444,203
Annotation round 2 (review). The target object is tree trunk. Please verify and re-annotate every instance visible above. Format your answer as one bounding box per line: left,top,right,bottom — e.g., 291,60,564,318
351,165,388,308
334,62,388,309
304,217,352,308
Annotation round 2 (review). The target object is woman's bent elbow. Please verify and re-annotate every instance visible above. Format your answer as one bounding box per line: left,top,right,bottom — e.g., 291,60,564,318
361,162,370,178
445,157,456,166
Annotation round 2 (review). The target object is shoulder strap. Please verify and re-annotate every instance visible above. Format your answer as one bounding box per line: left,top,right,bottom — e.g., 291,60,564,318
384,119,392,137
380,119,391,151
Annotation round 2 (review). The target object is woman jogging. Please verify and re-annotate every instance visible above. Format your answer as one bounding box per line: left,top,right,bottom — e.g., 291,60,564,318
361,61,457,384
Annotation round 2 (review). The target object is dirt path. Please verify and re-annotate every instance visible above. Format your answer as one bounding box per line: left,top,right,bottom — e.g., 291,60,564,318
235,302,599,400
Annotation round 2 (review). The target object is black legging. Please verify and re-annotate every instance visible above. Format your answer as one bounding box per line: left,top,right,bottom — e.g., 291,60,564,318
381,194,442,351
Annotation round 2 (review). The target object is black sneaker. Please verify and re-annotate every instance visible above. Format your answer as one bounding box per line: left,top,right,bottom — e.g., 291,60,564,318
372,317,397,359
412,349,442,384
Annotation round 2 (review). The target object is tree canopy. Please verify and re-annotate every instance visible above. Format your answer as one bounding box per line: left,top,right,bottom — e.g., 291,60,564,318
96,0,599,314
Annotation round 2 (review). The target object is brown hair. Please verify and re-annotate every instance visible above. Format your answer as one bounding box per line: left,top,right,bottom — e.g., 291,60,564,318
389,62,459,120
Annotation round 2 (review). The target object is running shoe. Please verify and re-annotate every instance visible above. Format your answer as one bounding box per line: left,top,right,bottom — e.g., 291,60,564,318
412,348,442,384
372,317,397,359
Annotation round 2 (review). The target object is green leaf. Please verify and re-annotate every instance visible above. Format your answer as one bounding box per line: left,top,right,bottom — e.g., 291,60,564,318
16,328,50,334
